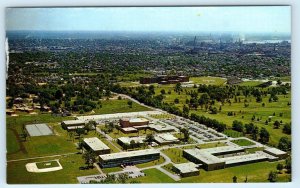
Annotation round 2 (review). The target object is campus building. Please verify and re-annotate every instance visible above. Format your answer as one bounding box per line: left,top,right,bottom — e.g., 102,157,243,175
61,120,85,130
154,133,179,145
183,148,226,171
117,136,146,149
120,118,149,128
140,75,189,84
173,162,200,177
83,137,111,155
98,149,160,168
263,147,288,160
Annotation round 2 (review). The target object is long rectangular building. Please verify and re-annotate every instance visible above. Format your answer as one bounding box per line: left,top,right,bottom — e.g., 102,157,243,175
83,137,110,155
183,149,225,171
99,149,160,168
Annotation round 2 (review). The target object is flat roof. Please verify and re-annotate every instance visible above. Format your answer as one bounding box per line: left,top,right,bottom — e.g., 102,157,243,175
99,149,159,161
118,136,145,144
129,118,149,123
67,126,84,130
173,162,199,174
184,149,224,165
76,111,162,121
84,137,110,151
149,124,175,131
25,123,53,136
264,147,287,155
223,152,268,165
201,145,244,155
121,127,137,131
62,120,85,125
154,133,179,143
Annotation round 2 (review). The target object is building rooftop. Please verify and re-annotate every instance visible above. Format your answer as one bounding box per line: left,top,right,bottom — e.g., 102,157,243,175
62,120,85,125
154,133,179,144
99,149,159,161
129,118,149,123
83,137,110,151
173,162,199,174
118,136,146,145
223,152,268,165
200,145,244,155
149,124,175,132
184,148,224,165
67,126,85,130
264,147,287,155
121,127,138,132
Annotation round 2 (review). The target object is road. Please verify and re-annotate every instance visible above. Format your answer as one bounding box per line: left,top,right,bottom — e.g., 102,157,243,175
96,127,122,152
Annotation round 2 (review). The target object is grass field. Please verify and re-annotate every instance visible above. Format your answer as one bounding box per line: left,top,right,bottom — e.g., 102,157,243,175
135,168,175,183
161,148,188,164
197,142,228,149
190,76,227,86
36,160,60,169
7,129,20,153
135,156,165,168
93,99,151,114
224,129,244,138
179,161,290,183
7,154,99,184
231,139,255,146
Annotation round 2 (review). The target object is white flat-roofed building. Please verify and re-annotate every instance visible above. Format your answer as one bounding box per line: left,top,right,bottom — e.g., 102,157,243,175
183,148,225,171
154,133,179,145
149,124,175,133
263,147,288,159
173,162,200,177
83,137,110,155
61,120,85,130
223,152,269,167
99,149,160,168
200,145,245,156
117,136,146,149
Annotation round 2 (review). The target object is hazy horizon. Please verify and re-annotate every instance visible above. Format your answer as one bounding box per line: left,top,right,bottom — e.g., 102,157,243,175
6,6,291,34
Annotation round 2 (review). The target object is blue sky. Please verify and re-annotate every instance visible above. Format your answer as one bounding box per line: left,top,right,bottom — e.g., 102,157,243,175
6,6,291,33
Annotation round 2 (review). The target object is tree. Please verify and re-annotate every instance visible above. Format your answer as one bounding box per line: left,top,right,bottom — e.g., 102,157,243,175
76,128,85,139
268,171,278,182
278,136,291,151
174,98,179,104
285,157,291,173
130,140,136,149
232,175,237,183
55,89,63,100
273,120,280,129
277,163,284,174
182,105,190,118
251,125,259,140
174,83,182,93
145,133,154,144
232,120,244,132
117,173,129,183
160,89,166,95
283,123,291,135
127,100,133,108
82,151,97,168
259,127,270,144
68,131,75,142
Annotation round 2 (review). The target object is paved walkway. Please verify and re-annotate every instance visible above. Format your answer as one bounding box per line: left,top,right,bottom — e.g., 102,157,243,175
7,152,78,162
96,127,122,152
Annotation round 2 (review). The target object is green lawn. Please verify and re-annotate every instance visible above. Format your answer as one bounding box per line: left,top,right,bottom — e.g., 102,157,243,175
36,160,60,169
136,156,165,168
101,166,123,174
161,148,188,164
92,99,152,114
7,154,99,184
135,168,175,183
231,139,256,146
190,76,227,86
7,129,20,153
224,129,244,138
179,161,290,183
197,142,228,149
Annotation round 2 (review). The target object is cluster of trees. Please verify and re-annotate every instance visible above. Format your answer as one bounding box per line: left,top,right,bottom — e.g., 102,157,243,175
190,113,226,132
232,120,270,143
